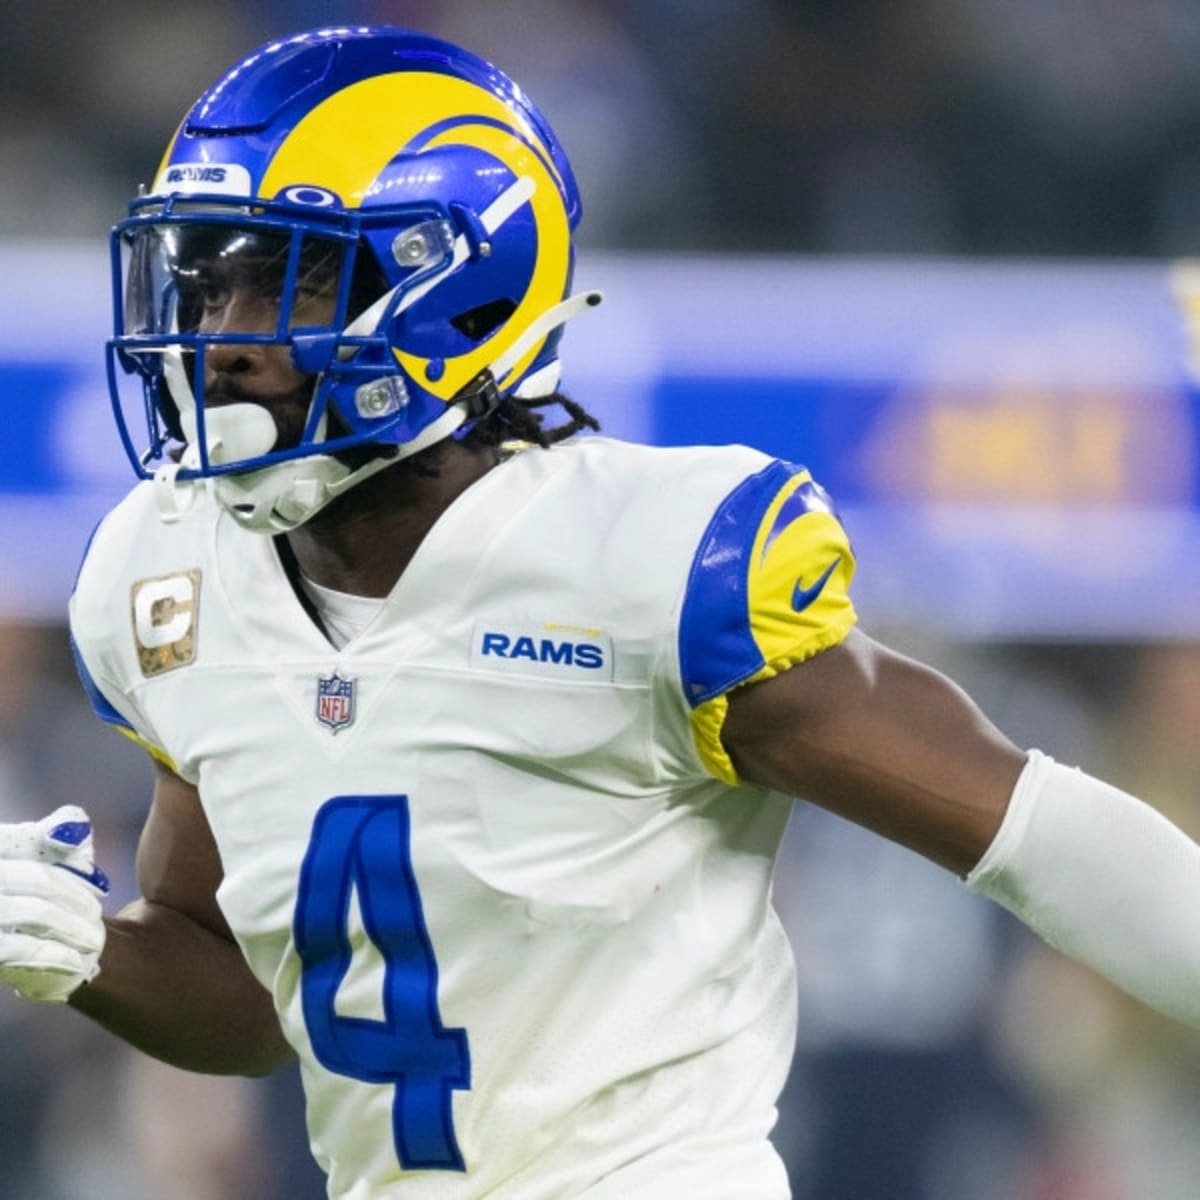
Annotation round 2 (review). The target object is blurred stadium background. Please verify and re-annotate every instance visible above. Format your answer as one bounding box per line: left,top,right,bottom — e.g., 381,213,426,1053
4,1,1200,1197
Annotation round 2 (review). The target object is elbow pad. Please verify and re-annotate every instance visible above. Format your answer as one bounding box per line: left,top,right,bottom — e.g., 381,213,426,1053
967,749,1200,1027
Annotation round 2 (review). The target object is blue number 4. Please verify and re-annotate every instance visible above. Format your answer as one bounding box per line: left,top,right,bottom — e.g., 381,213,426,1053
294,796,470,1171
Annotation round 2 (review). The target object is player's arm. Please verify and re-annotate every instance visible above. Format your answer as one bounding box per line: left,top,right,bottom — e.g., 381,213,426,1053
722,627,1023,874
723,628,1200,1027
68,760,294,1076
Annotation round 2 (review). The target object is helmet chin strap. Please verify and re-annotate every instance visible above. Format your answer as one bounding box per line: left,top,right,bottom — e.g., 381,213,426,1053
153,383,472,533
152,401,277,524
212,403,469,534
153,404,451,532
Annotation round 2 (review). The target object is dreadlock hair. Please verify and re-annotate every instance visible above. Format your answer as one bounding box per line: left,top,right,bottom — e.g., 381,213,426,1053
400,391,600,478
464,392,600,449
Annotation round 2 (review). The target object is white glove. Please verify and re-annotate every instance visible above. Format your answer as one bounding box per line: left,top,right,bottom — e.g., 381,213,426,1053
0,805,110,1004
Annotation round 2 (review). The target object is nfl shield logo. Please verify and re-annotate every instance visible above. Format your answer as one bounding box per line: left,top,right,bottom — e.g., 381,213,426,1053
316,672,355,733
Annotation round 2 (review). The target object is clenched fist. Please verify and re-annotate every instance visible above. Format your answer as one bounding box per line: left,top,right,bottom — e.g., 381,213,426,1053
0,806,110,1003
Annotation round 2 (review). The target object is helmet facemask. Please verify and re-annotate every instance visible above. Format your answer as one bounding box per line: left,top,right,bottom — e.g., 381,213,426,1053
111,198,486,530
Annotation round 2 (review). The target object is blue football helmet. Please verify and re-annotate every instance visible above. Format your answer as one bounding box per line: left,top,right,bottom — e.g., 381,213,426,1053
108,26,600,531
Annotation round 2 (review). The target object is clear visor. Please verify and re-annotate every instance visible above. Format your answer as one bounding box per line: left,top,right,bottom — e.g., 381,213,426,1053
121,221,348,341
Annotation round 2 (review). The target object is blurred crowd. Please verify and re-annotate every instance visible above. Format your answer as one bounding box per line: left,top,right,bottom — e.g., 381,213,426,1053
4,1,1200,1198
7,0,1200,256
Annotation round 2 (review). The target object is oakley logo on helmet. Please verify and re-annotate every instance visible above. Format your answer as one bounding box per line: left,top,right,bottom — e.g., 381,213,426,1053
278,184,342,208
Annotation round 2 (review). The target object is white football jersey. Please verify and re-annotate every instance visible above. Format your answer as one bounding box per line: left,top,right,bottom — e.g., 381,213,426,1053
70,437,857,1199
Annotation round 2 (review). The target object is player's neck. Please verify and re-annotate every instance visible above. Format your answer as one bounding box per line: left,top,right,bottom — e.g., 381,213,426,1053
282,440,501,598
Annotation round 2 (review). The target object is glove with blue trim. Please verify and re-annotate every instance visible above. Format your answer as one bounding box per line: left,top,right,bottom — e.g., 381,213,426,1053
0,805,110,1003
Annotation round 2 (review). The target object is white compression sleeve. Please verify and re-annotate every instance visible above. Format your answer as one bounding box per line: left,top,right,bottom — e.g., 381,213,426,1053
966,749,1200,1027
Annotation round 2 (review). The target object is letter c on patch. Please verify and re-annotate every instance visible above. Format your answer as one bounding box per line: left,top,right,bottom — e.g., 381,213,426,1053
134,575,195,648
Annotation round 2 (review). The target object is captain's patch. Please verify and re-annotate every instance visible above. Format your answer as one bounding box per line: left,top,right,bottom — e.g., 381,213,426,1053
131,570,201,677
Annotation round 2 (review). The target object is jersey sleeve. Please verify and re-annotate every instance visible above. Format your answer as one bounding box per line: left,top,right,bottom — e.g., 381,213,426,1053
69,632,178,772
677,459,857,784
68,508,181,775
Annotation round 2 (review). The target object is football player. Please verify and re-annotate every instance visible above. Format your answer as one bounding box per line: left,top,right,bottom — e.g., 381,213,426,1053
1,25,1198,1200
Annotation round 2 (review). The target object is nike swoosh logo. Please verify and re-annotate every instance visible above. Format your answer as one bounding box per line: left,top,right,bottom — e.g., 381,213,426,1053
792,557,841,613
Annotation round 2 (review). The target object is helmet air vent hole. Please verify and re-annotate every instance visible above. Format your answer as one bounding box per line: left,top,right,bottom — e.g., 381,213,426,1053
450,298,517,341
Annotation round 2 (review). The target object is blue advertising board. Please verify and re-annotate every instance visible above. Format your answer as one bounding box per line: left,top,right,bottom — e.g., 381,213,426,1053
1,244,1197,636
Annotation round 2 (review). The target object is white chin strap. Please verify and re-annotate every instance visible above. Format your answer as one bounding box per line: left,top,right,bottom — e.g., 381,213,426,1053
152,400,470,533
212,404,468,534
